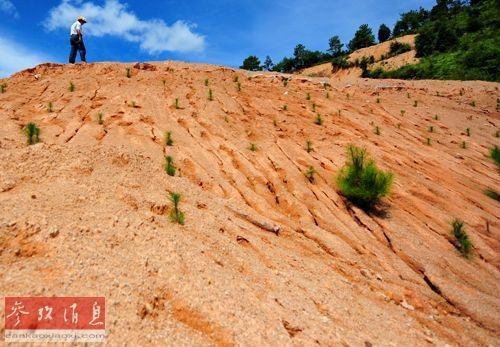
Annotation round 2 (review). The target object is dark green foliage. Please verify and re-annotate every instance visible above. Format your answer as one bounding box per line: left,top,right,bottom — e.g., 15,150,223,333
374,126,380,135
376,97,380,104
283,104,288,111
328,35,344,56
305,166,316,183
429,126,434,133
47,102,53,113
392,7,429,37
495,131,500,138
389,41,412,57
349,24,376,52
204,78,209,86
306,140,313,153
97,112,104,125
461,141,467,149
249,143,257,152
273,44,332,73
169,192,185,225
283,79,288,87
452,219,472,257
336,145,394,209
208,89,213,101
175,98,179,109
378,24,391,43
490,145,500,168
165,156,176,176
263,56,274,71
434,115,439,120
470,101,476,107
312,103,316,112
69,81,75,92
401,110,406,116
314,113,323,125
0,83,6,93
414,100,418,107
236,82,241,92
240,55,262,71
306,92,311,100
484,189,500,202
165,131,173,146
466,128,471,137
126,68,131,78
331,56,352,71
426,137,431,146
24,122,40,145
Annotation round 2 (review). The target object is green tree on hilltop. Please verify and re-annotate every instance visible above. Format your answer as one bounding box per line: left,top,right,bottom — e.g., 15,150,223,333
349,24,376,52
240,55,262,71
378,24,391,43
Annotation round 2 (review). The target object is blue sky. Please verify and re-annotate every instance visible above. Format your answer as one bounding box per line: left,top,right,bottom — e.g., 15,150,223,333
0,0,436,77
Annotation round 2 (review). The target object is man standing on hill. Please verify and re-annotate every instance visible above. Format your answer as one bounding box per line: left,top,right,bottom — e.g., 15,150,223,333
69,16,87,64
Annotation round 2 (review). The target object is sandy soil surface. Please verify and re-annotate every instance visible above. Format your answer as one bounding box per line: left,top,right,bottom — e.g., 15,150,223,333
0,61,499,347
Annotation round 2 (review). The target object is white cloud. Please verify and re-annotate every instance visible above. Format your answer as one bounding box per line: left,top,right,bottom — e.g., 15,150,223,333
0,0,18,17
0,36,53,77
45,0,205,54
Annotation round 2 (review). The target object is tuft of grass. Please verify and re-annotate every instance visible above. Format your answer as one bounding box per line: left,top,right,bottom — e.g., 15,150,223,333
312,103,316,112
69,81,75,92
23,122,40,145
305,166,316,183
306,140,313,153
413,100,418,107
233,76,239,83
470,100,476,107
451,219,472,257
169,192,185,225
283,104,288,111
165,131,173,146
461,141,467,149
376,97,380,104
236,82,241,92
204,78,209,86
466,128,471,137
249,143,257,152
400,110,406,116
97,112,104,125
175,98,179,109
484,189,500,202
0,83,6,93
374,126,380,135
306,92,311,100
165,156,176,176
434,115,439,120
490,145,500,168
208,89,213,101
283,79,288,87
126,68,131,78
426,137,431,146
429,126,434,133
336,145,394,209
47,102,54,113
314,113,323,125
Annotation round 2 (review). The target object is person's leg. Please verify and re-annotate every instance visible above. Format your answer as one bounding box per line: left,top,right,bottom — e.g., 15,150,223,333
69,37,77,64
79,41,87,63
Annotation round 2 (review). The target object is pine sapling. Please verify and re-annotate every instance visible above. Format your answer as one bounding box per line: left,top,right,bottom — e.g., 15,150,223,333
165,131,173,146
126,68,131,78
283,104,288,111
204,78,209,86
165,156,176,176
305,166,316,183
461,141,467,149
24,122,40,145
47,102,53,113
312,103,316,112
306,92,311,100
466,128,471,137
236,82,241,92
426,138,431,146
208,89,213,101
233,76,239,83
175,98,179,109
97,112,104,125
434,115,439,120
470,101,476,107
306,140,313,153
0,83,6,93
314,113,323,125
249,143,257,152
376,97,380,104
374,126,380,135
169,192,185,225
414,100,418,107
452,219,472,257
69,81,75,92
429,126,434,133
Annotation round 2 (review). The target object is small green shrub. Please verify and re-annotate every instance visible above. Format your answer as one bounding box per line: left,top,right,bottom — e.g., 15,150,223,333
169,192,185,225
414,100,418,107
204,78,209,86
97,112,104,125
346,93,350,100
0,83,6,93
484,189,500,202
336,145,394,209
452,219,472,257
236,82,241,92
175,98,179,109
165,131,173,146
126,68,131,78
306,92,311,100
434,115,439,120
326,92,330,99
23,122,40,145
314,113,323,125
208,89,213,101
495,131,500,138
283,105,288,111
283,79,288,87
426,138,431,146
305,166,316,183
490,145,500,168
429,126,434,133
470,101,476,107
69,81,75,92
165,156,176,176
374,126,380,135
466,128,471,137
400,110,406,116
306,140,313,153
249,143,257,152
461,141,467,149
312,103,316,112
47,102,53,113
397,123,401,129
376,97,380,104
